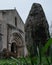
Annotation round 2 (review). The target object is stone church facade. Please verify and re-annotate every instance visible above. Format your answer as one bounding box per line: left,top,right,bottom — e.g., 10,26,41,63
0,9,26,57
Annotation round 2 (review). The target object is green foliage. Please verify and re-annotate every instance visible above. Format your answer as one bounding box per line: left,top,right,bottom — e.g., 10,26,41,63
0,38,52,65
42,38,52,55
0,59,17,65
0,57,51,65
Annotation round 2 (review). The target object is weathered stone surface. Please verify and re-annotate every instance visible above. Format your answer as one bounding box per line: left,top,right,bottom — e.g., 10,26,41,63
25,3,50,56
0,9,26,57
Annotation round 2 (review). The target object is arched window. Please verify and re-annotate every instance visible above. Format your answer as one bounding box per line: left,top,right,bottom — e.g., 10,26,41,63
0,35,2,50
15,17,17,27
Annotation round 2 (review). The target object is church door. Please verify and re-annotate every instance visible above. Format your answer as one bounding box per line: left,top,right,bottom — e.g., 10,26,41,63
11,42,17,54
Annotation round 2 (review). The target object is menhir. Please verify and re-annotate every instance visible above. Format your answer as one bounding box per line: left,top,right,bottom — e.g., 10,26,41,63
25,3,50,56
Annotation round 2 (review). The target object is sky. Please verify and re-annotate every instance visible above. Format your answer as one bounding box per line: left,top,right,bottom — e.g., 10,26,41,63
0,0,52,25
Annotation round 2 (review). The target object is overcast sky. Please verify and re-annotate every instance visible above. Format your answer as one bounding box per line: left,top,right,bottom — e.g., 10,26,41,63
0,0,52,25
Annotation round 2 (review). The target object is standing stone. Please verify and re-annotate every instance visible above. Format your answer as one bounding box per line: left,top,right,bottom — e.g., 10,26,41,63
25,3,50,56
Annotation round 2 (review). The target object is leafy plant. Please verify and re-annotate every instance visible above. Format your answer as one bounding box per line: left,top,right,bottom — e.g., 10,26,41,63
42,38,52,55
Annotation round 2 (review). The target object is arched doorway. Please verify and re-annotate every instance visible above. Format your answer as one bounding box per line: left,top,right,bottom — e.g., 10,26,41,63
11,42,17,54
10,32,24,57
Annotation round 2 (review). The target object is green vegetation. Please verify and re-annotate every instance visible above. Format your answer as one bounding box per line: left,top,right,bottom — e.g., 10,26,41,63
0,38,52,65
0,59,17,65
0,57,51,65
42,38,52,54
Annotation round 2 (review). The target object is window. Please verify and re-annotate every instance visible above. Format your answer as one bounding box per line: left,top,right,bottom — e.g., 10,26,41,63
0,24,1,33
15,17,17,27
0,35,2,50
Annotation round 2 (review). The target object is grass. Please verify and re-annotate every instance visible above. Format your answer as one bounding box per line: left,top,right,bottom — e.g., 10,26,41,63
0,57,32,65
0,59,17,65
0,57,51,65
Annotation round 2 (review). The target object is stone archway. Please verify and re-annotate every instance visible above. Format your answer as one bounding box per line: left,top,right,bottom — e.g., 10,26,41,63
9,32,24,57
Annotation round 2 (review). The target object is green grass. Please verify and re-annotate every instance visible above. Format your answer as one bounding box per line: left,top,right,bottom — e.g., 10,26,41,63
0,57,51,65
0,59,17,65
0,57,32,65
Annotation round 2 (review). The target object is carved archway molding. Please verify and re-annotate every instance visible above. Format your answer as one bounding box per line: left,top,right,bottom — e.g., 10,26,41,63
8,32,24,57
